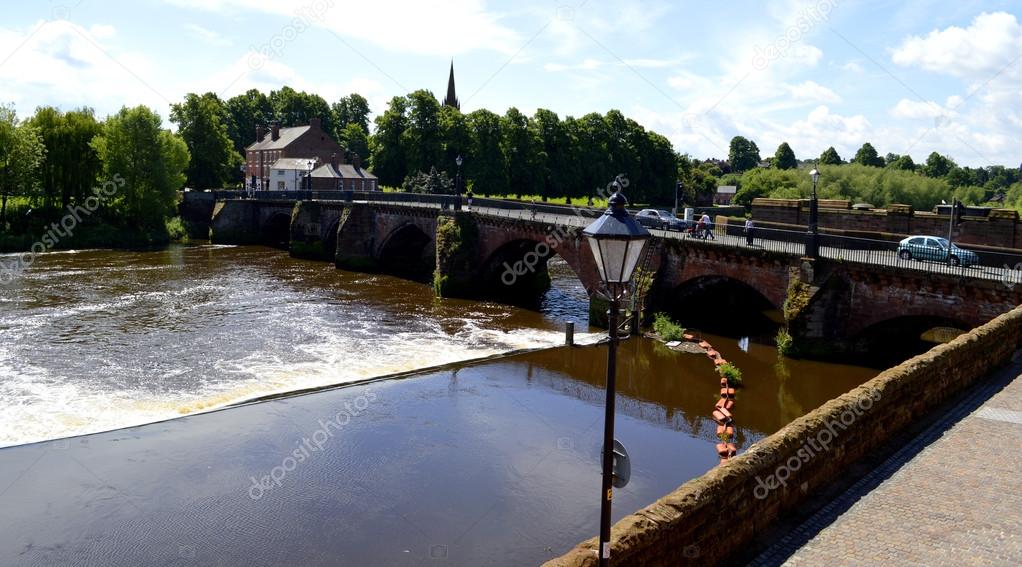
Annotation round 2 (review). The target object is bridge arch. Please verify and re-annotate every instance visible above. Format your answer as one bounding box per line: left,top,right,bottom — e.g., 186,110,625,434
476,237,588,308
852,314,969,366
377,222,435,282
662,275,782,337
260,212,292,249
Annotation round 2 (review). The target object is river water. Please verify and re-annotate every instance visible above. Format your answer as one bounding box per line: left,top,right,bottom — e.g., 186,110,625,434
0,245,596,448
0,243,882,565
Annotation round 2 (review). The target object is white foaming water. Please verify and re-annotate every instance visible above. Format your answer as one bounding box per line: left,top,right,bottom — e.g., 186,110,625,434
0,245,598,447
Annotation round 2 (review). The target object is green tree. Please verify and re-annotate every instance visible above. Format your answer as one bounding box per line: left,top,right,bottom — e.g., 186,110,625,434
91,106,189,233
465,109,507,195
171,92,241,189
819,146,842,165
269,86,333,134
331,93,371,137
224,89,272,154
773,142,797,170
501,107,544,197
400,89,442,176
27,106,103,208
439,105,470,175
532,108,576,200
0,105,45,225
852,142,884,167
339,123,370,165
728,136,761,172
923,151,955,178
887,154,916,171
370,96,408,186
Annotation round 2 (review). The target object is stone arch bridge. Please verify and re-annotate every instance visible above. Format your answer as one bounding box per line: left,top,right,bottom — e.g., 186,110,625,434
203,197,1022,354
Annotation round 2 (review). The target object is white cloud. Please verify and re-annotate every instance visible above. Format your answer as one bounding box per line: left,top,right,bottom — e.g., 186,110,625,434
544,58,603,72
841,61,863,73
891,12,1022,79
184,23,232,47
890,99,948,120
786,80,841,103
0,20,171,118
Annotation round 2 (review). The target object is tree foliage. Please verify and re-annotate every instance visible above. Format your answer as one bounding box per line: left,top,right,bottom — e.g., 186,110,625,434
26,106,103,207
0,104,46,224
171,92,241,189
728,136,761,172
773,142,797,170
852,142,884,167
819,146,842,165
91,106,189,232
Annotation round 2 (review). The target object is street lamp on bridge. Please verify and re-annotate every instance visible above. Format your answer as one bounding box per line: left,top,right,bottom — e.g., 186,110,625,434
806,164,820,259
582,186,650,567
455,154,464,211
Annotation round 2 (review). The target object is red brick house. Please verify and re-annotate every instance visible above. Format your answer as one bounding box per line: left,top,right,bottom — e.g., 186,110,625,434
245,118,345,191
310,153,378,191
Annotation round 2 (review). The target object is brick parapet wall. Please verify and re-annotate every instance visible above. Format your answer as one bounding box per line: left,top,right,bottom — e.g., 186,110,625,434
545,305,1022,567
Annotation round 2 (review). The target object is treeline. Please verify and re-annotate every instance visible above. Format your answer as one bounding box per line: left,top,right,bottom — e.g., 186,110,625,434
369,91,679,204
0,103,188,249
722,136,1022,211
169,86,680,205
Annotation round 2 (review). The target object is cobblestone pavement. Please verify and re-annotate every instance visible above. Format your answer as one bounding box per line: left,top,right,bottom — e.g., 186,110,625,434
750,359,1022,566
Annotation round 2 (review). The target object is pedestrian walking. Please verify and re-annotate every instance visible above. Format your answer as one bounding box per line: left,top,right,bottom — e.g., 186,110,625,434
466,190,474,211
744,218,754,245
700,213,715,240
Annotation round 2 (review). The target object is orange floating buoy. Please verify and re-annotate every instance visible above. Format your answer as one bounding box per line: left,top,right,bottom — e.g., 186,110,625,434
698,341,711,349
715,443,737,458
713,358,727,366
683,333,695,340
721,387,736,398
712,408,732,424
706,349,719,358
720,377,729,387
715,398,734,411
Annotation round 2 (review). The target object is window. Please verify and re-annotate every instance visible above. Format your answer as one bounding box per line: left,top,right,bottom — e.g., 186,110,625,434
277,181,285,190
276,170,285,175
908,237,925,245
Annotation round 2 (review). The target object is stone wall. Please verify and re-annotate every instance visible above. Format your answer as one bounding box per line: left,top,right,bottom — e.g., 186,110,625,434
545,305,1022,567
752,198,1022,249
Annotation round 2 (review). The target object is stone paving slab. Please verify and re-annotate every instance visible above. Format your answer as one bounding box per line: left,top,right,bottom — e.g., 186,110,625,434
751,360,1022,566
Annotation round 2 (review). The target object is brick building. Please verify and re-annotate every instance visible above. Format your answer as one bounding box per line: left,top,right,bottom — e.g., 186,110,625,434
245,118,345,191
310,153,378,191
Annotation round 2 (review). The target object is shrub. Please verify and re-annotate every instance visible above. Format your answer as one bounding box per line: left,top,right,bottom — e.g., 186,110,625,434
653,312,685,341
775,328,794,356
165,216,188,241
718,362,743,386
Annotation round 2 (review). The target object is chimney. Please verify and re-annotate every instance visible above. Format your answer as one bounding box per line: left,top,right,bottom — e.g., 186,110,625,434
256,124,265,143
352,153,362,170
309,117,321,131
271,122,280,141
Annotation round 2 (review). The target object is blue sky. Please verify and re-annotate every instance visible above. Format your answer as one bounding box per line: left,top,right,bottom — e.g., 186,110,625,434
1,0,1020,167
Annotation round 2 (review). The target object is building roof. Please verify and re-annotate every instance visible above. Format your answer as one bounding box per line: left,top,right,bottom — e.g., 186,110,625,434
311,163,378,180
270,157,318,170
716,185,738,194
246,125,311,151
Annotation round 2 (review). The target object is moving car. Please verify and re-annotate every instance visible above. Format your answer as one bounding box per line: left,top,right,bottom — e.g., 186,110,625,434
635,209,688,231
896,236,979,267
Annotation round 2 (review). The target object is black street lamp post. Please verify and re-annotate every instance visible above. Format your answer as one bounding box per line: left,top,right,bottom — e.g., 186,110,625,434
806,164,820,258
455,155,464,211
582,187,650,567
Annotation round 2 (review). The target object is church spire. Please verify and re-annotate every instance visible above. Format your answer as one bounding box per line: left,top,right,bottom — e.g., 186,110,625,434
443,60,460,110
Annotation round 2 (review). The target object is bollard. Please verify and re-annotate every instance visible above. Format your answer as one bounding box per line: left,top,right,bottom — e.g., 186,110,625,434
565,321,575,346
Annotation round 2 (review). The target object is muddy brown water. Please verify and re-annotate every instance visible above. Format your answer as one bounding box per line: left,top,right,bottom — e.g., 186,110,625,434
0,244,877,566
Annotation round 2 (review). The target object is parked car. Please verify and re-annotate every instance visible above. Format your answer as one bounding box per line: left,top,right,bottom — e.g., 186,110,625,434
635,209,689,231
896,236,979,267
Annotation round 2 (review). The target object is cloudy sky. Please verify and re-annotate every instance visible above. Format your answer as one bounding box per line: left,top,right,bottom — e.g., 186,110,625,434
1,0,1020,167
